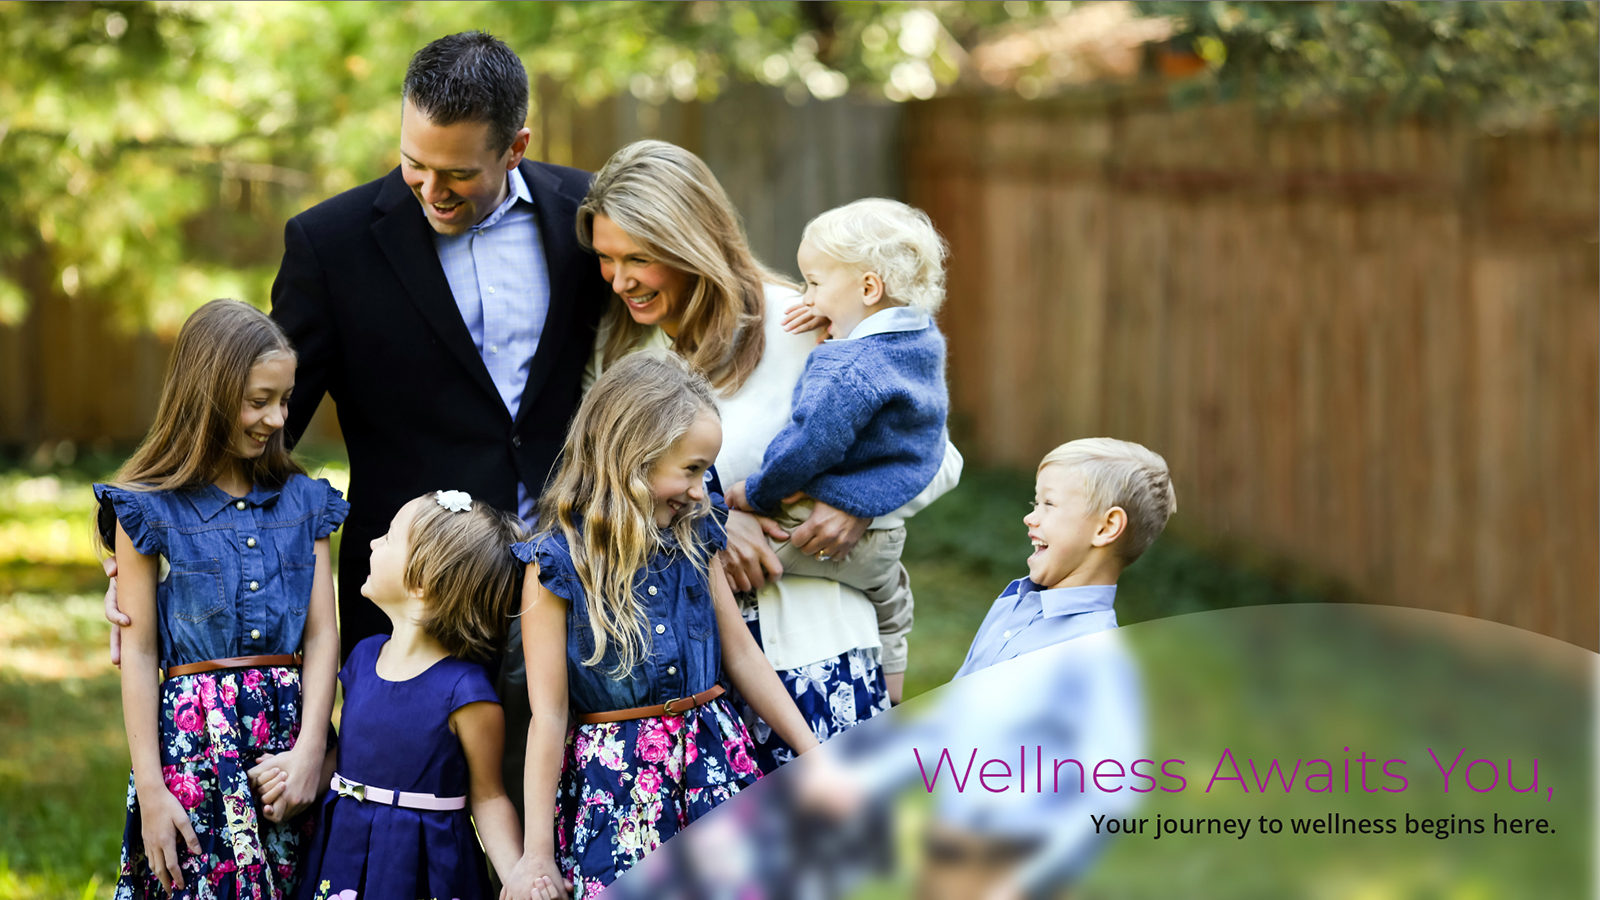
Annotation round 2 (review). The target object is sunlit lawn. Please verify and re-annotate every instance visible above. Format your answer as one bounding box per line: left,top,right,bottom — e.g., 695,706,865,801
0,452,1329,898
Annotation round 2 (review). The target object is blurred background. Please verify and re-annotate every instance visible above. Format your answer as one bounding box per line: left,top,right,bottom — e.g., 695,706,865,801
0,2,1595,897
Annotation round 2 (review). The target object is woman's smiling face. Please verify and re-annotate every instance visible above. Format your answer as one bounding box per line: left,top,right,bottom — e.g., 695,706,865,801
591,214,694,337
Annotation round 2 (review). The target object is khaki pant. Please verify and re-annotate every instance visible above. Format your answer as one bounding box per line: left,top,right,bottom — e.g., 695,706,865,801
770,505,913,673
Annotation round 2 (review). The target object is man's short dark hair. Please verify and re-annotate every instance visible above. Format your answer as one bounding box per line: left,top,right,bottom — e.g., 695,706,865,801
403,31,529,153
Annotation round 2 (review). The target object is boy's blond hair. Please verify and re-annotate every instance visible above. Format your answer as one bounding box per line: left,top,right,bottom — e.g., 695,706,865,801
1039,438,1176,563
802,198,948,315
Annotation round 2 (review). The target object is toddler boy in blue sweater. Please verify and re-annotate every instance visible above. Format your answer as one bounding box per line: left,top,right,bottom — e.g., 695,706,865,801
726,199,950,682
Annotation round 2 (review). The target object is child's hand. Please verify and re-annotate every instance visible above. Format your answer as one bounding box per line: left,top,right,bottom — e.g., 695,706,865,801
725,480,753,513
138,785,201,893
248,746,323,822
503,856,571,900
781,300,829,337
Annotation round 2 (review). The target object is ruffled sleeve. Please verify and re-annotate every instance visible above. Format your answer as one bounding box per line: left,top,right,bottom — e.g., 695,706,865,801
92,484,164,557
311,478,350,540
517,534,585,607
448,661,501,712
693,494,730,554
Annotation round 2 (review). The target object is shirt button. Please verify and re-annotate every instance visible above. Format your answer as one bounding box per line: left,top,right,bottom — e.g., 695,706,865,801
250,629,261,640
647,585,658,596
511,436,522,448
249,581,260,591
655,624,666,634
490,344,499,354
487,286,496,294
667,666,677,675
246,537,257,548
1002,630,1012,638
235,500,246,510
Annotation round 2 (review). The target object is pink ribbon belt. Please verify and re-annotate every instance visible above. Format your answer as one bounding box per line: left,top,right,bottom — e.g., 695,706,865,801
331,774,466,811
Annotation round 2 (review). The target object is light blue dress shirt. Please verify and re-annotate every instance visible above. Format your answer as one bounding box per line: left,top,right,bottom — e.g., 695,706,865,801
954,579,1119,677
837,305,932,341
432,168,549,522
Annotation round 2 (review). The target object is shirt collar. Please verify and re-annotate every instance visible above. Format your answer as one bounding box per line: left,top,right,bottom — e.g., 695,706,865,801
840,306,931,341
183,482,282,522
470,167,533,233
1036,582,1118,617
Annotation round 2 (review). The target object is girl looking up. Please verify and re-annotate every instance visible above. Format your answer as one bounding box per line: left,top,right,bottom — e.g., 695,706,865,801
509,352,819,898
285,491,532,900
94,299,347,899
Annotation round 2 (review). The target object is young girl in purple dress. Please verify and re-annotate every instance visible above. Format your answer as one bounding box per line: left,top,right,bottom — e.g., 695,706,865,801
281,490,543,900
95,299,346,899
509,352,819,898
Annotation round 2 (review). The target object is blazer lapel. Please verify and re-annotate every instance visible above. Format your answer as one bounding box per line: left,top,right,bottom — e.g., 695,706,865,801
515,160,593,426
370,169,505,413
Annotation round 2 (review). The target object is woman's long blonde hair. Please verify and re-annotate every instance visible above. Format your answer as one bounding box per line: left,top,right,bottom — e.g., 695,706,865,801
576,139,794,394
97,299,303,552
536,352,720,676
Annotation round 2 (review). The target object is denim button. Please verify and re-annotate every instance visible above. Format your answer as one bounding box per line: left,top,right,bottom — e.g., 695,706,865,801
655,624,665,634
647,585,658,596
235,500,246,510
249,581,260,591
667,666,677,675
246,537,256,548
250,629,261,640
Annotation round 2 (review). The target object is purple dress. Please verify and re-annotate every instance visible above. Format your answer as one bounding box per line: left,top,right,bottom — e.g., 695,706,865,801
296,636,499,900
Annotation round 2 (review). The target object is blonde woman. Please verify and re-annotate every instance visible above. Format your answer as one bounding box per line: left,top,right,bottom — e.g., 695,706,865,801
573,140,962,771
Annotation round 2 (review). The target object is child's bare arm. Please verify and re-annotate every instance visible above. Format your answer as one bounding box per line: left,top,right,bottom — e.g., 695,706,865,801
117,523,202,892
452,701,524,885
502,567,572,900
708,556,819,754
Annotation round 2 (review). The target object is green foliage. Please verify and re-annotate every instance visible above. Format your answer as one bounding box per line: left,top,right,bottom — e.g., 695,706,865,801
1145,1,1600,125
0,1,1032,330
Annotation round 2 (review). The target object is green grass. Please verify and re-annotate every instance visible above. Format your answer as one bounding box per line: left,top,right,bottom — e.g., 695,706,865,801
0,454,1343,898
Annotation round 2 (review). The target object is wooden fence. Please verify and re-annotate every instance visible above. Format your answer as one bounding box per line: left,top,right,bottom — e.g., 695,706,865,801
906,92,1599,650
4,84,1594,650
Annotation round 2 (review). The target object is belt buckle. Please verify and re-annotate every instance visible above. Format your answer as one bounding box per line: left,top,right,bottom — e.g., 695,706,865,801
662,696,688,716
335,777,367,802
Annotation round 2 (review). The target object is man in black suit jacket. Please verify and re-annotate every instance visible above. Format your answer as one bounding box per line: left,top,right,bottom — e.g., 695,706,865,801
271,34,605,659
270,34,606,838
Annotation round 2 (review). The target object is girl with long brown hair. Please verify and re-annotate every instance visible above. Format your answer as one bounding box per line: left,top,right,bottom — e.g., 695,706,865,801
513,352,817,897
94,299,346,899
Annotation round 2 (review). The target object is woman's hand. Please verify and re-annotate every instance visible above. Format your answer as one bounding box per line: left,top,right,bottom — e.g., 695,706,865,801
138,784,201,893
781,300,829,338
784,496,871,562
102,557,129,667
721,509,789,593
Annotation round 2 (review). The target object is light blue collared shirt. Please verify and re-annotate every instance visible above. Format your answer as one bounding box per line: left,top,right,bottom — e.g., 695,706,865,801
954,578,1119,677
432,168,549,522
837,305,932,341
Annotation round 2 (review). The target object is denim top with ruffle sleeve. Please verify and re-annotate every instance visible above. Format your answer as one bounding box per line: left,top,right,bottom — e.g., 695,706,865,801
509,502,728,714
93,475,349,669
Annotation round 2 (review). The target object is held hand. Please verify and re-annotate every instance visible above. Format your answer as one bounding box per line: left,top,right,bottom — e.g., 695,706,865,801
139,785,201,893
248,746,321,822
503,855,571,900
722,509,785,593
102,557,128,667
783,496,871,561
781,300,829,337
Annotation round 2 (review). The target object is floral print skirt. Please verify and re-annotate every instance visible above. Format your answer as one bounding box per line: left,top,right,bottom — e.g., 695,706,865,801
557,696,761,898
115,666,311,900
733,614,892,774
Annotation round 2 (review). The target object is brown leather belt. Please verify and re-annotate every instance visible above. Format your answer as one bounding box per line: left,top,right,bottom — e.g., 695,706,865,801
166,653,302,678
576,685,726,725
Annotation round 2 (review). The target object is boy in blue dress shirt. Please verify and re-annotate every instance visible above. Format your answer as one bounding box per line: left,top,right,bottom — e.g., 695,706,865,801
956,437,1176,678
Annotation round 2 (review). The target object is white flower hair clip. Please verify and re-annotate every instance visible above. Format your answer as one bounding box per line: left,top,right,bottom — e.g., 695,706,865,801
435,490,472,513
